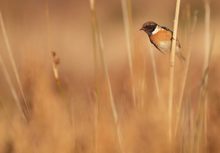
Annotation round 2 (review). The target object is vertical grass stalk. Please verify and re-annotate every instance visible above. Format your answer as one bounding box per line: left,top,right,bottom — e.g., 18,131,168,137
203,0,211,73
175,11,198,137
90,2,101,152
203,0,211,147
168,0,181,144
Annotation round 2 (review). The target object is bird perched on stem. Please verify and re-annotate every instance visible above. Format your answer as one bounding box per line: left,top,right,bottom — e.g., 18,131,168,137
140,21,185,61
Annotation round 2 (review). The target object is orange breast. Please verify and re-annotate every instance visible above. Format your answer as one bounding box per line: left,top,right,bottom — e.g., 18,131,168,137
150,30,172,45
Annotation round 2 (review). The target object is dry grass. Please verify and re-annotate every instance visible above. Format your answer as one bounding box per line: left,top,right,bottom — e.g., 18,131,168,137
89,1,124,153
0,0,220,153
168,0,181,145
0,12,29,120
121,0,136,106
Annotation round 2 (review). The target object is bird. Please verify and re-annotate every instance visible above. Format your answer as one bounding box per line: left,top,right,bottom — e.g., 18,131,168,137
140,21,185,61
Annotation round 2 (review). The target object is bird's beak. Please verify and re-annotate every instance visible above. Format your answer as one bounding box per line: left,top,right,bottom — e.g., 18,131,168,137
139,28,144,31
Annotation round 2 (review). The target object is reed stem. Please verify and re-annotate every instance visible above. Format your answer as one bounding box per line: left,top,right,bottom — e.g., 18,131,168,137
168,0,181,145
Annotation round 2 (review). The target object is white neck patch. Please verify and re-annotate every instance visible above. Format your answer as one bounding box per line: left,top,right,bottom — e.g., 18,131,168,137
152,25,161,35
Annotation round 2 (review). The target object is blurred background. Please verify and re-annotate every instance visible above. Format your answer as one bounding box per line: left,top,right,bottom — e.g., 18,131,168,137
0,0,219,153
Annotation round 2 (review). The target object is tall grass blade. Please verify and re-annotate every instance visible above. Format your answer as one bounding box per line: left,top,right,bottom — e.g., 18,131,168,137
168,0,181,145
202,0,211,148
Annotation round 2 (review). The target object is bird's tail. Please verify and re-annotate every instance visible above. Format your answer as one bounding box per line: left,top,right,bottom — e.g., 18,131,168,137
176,51,185,62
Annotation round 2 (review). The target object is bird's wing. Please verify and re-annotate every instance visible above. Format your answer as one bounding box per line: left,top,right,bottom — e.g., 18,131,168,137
161,26,181,48
176,39,181,48
149,39,166,54
161,26,173,35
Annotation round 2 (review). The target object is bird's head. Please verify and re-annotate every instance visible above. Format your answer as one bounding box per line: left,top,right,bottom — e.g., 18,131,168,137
140,21,158,36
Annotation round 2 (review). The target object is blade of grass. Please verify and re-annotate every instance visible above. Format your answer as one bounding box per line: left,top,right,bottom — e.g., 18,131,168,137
168,0,181,146
203,0,211,148
89,2,100,152
203,0,211,73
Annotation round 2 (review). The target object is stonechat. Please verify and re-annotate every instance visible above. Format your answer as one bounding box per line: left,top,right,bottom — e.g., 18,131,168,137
140,21,185,61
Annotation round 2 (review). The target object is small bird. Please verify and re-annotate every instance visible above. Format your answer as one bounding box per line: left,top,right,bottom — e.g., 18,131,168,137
140,21,185,61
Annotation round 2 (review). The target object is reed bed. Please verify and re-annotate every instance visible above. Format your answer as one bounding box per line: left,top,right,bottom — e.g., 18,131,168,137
89,1,124,153
0,0,219,153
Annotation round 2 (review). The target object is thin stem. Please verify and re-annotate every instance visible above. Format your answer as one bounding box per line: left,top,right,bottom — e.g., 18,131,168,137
203,0,211,73
203,0,211,147
168,0,181,145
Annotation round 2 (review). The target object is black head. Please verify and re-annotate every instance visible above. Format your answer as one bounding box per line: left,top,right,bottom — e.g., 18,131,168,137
140,21,158,36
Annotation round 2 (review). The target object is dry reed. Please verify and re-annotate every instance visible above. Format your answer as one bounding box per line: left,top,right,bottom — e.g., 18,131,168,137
203,1,211,146
175,10,198,137
168,0,181,145
200,0,211,150
0,0,219,153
